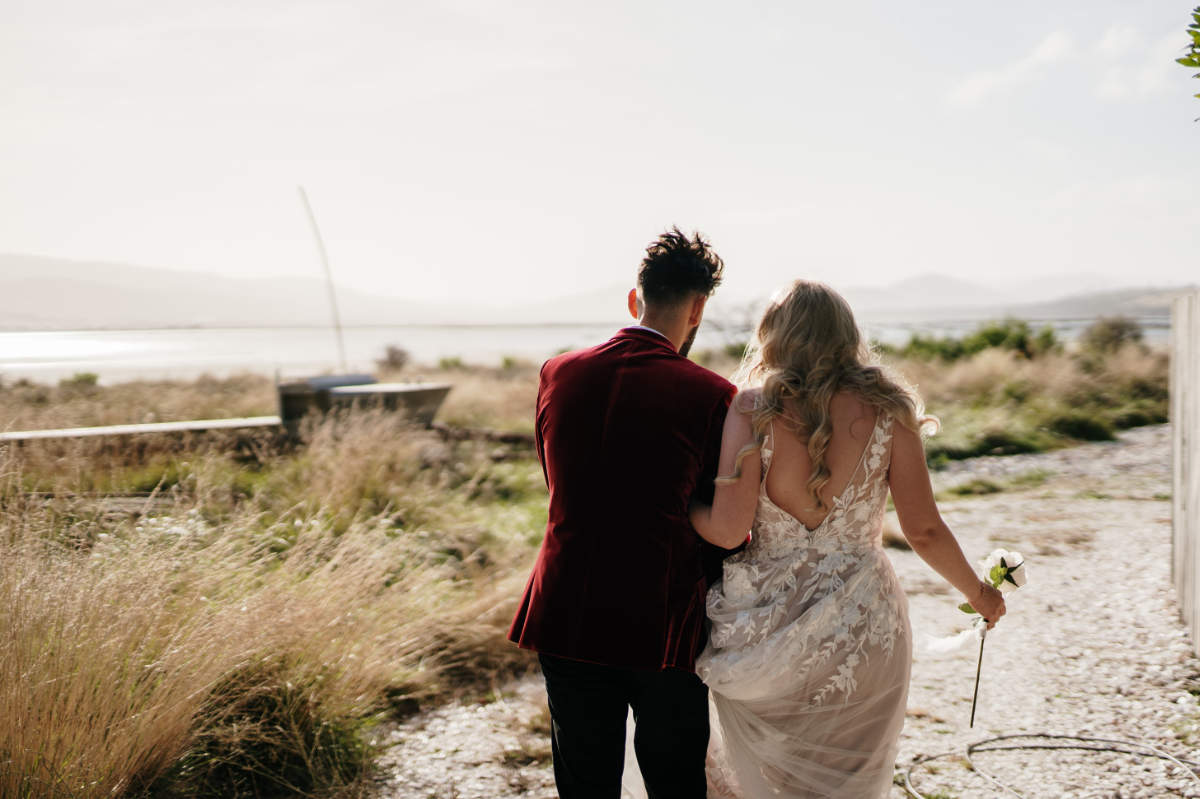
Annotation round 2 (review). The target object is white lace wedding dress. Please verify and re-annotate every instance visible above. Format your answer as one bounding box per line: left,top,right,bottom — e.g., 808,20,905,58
695,411,911,798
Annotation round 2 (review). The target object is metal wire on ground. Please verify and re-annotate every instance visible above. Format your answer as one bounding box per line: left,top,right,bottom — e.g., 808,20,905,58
901,734,1200,798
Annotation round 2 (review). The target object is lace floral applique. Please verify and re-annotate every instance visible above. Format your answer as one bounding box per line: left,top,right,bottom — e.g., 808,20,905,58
699,413,909,707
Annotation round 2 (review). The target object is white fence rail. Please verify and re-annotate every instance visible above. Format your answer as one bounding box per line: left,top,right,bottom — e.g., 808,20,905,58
1172,289,1200,652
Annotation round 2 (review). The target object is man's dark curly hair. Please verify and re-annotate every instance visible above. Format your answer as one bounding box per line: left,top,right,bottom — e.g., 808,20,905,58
638,226,724,307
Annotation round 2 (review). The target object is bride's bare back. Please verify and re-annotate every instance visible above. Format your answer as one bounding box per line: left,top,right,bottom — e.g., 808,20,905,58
764,391,879,532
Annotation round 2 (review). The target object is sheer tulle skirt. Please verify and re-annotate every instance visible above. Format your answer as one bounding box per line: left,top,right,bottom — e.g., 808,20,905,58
699,551,912,798
706,646,909,797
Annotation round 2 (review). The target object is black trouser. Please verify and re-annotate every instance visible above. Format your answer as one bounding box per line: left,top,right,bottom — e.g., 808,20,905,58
538,653,709,799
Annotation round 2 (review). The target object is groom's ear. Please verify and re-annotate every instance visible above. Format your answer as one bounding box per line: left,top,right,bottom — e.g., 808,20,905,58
686,294,707,327
627,288,642,320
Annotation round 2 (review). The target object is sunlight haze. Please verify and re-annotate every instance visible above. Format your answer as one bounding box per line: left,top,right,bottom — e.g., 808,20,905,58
2,0,1196,308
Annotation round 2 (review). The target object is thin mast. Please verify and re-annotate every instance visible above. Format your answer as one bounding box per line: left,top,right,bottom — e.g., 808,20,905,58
298,185,348,373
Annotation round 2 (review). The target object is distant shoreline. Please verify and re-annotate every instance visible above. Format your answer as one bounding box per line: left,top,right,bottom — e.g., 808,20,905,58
0,314,1174,335
0,322,625,333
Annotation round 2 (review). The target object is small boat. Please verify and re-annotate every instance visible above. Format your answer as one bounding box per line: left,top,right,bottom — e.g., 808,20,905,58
276,375,452,430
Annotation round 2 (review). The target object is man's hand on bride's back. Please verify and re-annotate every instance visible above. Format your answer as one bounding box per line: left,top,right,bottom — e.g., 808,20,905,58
967,582,1006,629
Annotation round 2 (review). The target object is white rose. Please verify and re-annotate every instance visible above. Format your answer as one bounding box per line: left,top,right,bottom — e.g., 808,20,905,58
979,548,1010,582
978,550,1002,575
999,550,1027,592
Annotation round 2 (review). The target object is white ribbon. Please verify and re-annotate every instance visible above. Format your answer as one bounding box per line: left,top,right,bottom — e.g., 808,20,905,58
921,624,983,654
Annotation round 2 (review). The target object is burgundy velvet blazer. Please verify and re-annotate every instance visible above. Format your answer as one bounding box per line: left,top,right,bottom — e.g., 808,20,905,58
508,327,737,672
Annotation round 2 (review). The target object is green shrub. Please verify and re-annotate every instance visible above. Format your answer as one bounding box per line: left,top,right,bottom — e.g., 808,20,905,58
375,345,410,372
1080,316,1143,353
925,429,1044,462
59,371,99,388
975,428,1045,454
1046,411,1115,441
1033,325,1060,356
1009,468,1054,488
961,318,1035,358
999,380,1032,403
148,660,374,799
1124,376,1168,401
898,319,1057,362
901,333,965,361
950,478,1004,496
1106,400,1169,429
723,341,749,360
58,371,101,397
122,459,187,493
871,340,898,357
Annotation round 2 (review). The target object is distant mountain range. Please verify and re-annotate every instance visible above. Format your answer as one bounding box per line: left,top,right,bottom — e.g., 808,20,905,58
0,252,1187,331
0,253,463,330
840,283,1183,325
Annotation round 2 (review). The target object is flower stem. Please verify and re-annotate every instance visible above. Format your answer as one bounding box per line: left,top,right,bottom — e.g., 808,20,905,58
970,626,987,728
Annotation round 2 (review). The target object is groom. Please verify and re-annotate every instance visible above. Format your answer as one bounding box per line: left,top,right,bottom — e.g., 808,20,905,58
508,227,738,798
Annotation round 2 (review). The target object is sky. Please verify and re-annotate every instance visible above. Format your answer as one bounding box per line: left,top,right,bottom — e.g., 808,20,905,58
2,0,1198,307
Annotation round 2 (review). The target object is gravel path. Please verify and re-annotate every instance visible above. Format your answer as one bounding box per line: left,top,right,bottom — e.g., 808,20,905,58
374,424,1200,798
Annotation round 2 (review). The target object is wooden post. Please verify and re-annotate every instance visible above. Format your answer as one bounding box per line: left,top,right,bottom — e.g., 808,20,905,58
1172,289,1200,652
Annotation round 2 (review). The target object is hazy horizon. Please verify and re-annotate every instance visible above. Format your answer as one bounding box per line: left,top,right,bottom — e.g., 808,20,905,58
0,250,1188,333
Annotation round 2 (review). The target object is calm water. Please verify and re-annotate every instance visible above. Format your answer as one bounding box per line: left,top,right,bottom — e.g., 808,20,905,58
0,318,1170,384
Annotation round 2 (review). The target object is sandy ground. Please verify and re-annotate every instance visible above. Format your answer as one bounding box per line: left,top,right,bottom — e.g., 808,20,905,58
373,424,1200,798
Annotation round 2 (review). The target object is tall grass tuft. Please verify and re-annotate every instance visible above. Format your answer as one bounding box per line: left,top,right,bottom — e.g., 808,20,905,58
0,409,544,799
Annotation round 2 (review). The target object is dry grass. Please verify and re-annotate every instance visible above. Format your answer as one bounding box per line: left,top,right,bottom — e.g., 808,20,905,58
694,339,1168,463
1,366,541,437
887,345,1167,411
2,519,389,798
880,344,1168,462
0,410,542,799
397,362,539,434
2,373,277,432
0,331,1169,797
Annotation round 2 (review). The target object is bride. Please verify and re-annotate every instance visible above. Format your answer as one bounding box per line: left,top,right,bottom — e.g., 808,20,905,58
686,280,1006,797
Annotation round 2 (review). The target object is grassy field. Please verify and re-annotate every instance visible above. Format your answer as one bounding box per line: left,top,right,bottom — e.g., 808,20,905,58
1,408,544,798
0,317,1168,798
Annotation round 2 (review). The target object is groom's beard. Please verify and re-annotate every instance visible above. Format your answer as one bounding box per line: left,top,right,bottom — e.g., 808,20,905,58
679,324,699,358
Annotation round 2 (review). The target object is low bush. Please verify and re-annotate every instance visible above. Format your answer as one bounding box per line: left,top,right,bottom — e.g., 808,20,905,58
148,659,374,799
1080,315,1144,354
883,323,1166,462
375,344,410,373
949,478,1005,496
1046,411,1115,442
894,318,1059,362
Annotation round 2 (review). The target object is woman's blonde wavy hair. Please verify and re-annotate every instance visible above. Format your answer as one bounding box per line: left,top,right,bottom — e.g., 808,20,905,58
717,280,937,510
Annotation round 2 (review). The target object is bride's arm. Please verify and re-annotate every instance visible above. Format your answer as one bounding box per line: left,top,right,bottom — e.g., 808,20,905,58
689,393,760,550
889,422,1006,628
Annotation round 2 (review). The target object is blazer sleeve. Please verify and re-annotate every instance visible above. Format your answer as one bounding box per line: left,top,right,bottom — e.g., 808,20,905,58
696,384,742,585
534,360,550,488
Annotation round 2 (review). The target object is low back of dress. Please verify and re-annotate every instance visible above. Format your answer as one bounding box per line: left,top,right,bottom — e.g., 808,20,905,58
695,406,913,799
